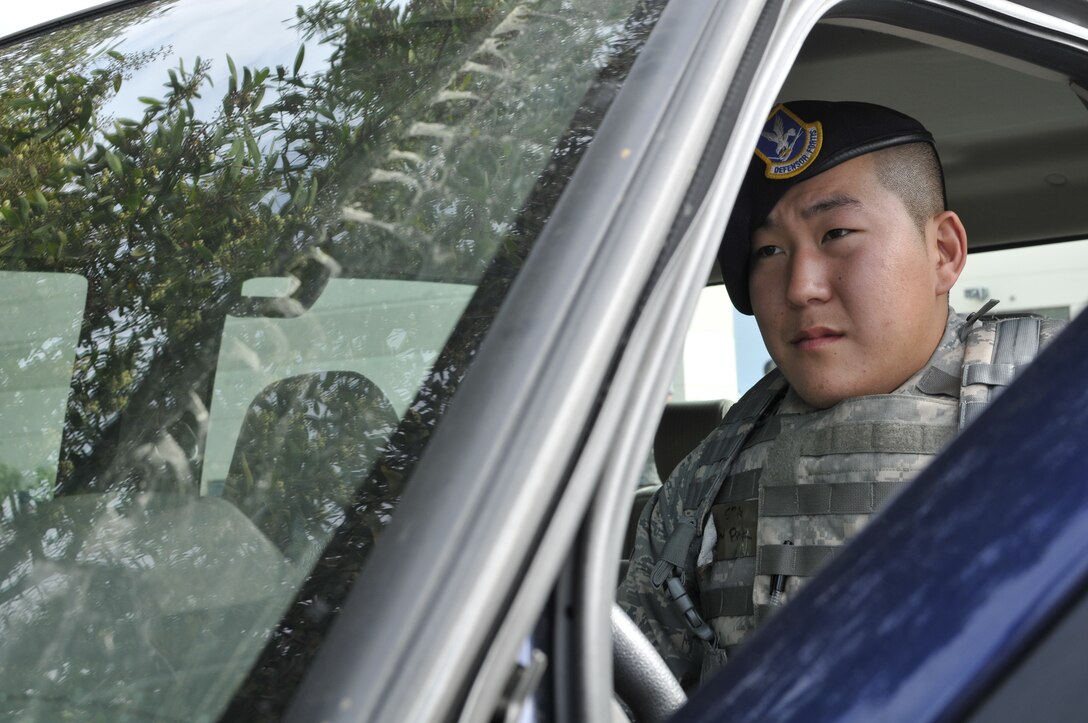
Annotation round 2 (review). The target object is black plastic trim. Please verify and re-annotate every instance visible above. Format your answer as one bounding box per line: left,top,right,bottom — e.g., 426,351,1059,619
830,0,1088,84
0,0,143,46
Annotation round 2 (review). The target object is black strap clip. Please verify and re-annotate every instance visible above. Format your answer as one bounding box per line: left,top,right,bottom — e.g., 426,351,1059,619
651,518,713,642
664,575,714,642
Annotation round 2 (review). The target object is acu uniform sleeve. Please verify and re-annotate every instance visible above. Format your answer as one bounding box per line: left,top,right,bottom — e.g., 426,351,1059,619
616,446,707,691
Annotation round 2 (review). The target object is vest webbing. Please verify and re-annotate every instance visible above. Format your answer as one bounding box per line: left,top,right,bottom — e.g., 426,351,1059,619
684,371,788,517
960,315,1041,426
759,480,909,516
749,315,1045,587
649,370,787,640
665,311,1046,644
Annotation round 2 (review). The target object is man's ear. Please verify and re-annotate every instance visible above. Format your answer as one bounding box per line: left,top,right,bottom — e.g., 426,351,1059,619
931,210,968,296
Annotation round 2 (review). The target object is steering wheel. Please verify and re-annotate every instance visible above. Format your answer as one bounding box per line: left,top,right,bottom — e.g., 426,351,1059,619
611,604,687,722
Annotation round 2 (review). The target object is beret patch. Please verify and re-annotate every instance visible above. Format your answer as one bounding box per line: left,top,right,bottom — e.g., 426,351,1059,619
755,104,823,180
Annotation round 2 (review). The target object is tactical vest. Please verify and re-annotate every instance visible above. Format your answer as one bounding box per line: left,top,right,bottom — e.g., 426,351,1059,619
649,310,1047,678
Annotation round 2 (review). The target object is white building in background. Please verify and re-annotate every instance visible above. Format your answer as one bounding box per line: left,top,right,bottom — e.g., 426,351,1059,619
953,239,1088,320
674,286,739,403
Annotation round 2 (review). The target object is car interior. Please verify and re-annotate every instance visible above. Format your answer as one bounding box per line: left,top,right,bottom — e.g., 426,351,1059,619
632,5,1088,551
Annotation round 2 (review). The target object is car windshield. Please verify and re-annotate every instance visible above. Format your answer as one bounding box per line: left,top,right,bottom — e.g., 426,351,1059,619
0,0,662,718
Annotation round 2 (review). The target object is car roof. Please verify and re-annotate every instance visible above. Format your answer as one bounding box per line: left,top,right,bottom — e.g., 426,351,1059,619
1011,0,1088,28
781,18,1088,251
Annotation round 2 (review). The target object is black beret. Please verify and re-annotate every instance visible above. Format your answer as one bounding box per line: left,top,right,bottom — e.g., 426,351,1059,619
720,100,940,315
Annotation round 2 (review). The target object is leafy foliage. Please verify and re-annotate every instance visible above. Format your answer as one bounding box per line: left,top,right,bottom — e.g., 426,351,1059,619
0,0,516,496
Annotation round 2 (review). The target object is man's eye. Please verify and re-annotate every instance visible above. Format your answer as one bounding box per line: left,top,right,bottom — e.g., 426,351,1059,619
753,245,782,259
823,228,851,241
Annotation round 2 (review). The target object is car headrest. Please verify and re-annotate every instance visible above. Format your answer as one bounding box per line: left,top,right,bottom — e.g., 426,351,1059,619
653,399,731,483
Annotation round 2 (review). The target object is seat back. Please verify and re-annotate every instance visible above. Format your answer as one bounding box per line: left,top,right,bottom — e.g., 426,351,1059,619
223,370,398,562
653,399,731,482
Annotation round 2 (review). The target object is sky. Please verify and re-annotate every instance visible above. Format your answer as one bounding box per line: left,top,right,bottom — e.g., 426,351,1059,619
1,0,106,38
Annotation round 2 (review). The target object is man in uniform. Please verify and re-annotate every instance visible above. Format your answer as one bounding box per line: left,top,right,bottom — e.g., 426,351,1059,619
617,100,1066,690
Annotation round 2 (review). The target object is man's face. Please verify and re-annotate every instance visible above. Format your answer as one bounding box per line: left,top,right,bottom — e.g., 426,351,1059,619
748,154,949,409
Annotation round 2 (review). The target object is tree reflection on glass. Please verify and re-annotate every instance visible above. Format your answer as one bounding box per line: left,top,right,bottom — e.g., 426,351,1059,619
0,0,663,717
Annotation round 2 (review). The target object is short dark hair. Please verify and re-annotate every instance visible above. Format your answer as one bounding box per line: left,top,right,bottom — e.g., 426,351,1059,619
871,142,946,233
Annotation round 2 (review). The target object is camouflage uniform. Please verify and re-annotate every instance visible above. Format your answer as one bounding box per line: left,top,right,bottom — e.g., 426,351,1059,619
617,309,1066,689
